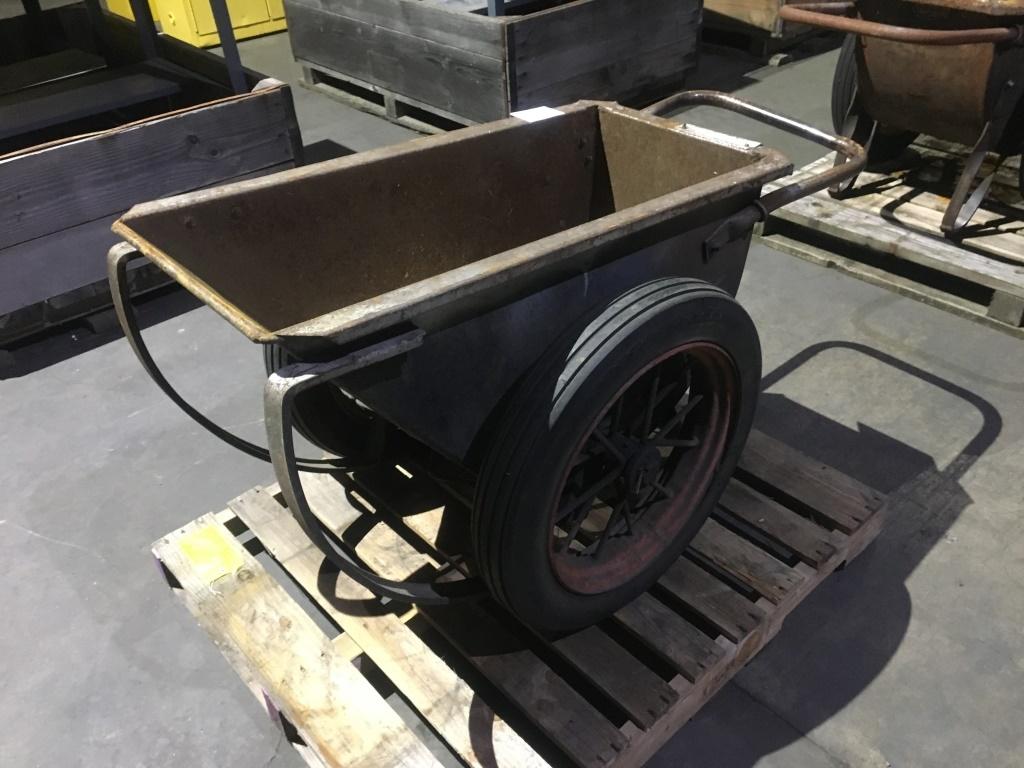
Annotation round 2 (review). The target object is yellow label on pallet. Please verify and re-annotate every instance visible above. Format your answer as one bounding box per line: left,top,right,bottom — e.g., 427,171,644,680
179,524,245,585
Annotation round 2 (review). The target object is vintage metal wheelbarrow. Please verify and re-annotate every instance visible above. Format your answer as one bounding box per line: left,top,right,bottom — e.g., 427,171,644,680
780,0,1024,235
108,91,863,634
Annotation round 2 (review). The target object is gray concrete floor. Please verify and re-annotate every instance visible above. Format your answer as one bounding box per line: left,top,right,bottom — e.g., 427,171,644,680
3,31,1023,768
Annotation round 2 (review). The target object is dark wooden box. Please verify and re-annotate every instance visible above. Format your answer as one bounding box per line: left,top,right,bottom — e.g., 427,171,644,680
286,0,701,127
0,4,302,346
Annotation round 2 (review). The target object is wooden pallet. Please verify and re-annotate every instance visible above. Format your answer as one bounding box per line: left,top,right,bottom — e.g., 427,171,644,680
761,139,1024,337
153,430,887,768
300,62,472,135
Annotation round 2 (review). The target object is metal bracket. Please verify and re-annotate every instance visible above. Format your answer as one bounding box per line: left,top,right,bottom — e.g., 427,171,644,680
264,339,483,604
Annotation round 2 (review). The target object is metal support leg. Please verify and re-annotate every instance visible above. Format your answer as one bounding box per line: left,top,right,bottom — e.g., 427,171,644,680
207,0,247,94
126,0,161,60
486,0,505,16
941,73,1024,236
264,341,482,604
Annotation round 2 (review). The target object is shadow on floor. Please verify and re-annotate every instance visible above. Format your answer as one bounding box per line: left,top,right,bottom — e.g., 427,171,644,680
655,340,1001,767
0,286,202,379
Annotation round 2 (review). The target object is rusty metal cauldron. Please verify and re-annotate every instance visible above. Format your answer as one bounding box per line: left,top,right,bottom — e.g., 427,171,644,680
780,0,1024,235
108,92,864,634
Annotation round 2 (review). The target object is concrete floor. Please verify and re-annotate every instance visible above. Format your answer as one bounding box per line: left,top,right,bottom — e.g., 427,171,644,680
3,31,1024,768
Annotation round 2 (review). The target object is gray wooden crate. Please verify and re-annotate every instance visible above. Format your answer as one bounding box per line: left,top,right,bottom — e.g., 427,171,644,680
0,6,302,346
286,0,701,127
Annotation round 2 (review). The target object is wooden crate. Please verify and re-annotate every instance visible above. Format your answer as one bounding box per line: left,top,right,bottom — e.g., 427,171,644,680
760,139,1024,337
285,0,700,130
153,430,888,768
703,0,816,59
0,6,302,346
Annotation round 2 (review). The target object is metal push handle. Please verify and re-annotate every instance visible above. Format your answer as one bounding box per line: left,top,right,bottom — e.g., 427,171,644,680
643,89,865,213
106,243,348,473
778,2,1024,45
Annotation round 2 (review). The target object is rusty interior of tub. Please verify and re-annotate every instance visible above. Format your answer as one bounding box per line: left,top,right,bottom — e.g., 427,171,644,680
113,104,765,339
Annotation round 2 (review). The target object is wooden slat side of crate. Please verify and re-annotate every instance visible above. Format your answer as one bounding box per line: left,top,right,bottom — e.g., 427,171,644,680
285,0,700,128
154,429,888,768
761,147,1024,335
702,0,817,57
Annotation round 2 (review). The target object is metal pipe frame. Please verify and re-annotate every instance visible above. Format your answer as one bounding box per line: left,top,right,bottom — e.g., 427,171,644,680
779,2,1024,45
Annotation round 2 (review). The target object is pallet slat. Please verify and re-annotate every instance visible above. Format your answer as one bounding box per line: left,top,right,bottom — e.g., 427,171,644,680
153,515,442,768
155,429,889,768
227,487,551,768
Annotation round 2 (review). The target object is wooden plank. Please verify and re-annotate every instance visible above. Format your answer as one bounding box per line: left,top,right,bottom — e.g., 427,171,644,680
152,515,441,768
719,481,839,567
288,0,505,57
689,519,803,604
767,184,1024,297
758,229,1024,339
704,0,779,33
549,625,678,729
739,430,886,534
784,154,1024,268
229,487,551,768
614,593,724,682
509,0,699,108
656,557,765,643
0,71,180,141
423,600,630,768
0,85,297,250
284,0,508,124
0,49,105,95
286,474,629,767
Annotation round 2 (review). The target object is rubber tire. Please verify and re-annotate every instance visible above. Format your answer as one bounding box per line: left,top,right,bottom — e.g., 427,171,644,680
473,278,762,635
263,344,388,463
832,35,916,164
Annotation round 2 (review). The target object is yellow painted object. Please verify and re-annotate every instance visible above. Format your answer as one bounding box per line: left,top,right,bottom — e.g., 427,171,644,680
104,0,286,48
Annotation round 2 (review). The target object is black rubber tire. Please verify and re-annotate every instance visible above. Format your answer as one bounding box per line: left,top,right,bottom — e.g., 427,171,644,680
473,278,761,635
263,344,389,463
832,35,916,164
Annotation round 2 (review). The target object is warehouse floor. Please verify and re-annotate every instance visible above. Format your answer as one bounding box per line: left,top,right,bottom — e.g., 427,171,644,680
3,31,1024,768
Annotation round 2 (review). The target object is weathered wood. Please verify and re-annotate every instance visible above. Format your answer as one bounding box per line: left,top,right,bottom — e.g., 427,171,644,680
739,430,886,534
509,0,699,109
153,515,442,768
0,49,105,95
0,83,297,251
285,0,508,124
155,430,889,768
656,556,765,643
228,486,551,768
689,518,803,603
718,481,839,566
0,70,180,142
549,625,678,729
614,593,725,681
287,0,699,127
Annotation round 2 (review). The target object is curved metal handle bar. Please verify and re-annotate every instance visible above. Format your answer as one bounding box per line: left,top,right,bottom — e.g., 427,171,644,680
643,90,866,213
264,340,483,604
779,2,1024,45
107,243,347,474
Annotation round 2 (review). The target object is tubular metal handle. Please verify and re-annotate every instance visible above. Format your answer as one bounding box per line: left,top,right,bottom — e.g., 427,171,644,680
642,90,866,214
778,2,1024,45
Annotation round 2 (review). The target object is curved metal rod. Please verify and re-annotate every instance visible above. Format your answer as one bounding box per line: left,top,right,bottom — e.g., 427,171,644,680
643,90,866,213
107,243,347,473
779,2,1024,45
264,343,483,604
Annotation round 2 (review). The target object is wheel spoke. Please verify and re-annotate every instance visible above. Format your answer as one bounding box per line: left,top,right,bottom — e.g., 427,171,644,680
591,429,626,462
649,394,704,442
642,371,661,437
594,498,627,556
554,465,622,525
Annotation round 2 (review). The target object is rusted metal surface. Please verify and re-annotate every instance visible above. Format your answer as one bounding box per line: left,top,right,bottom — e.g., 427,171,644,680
112,101,792,351
859,39,995,144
